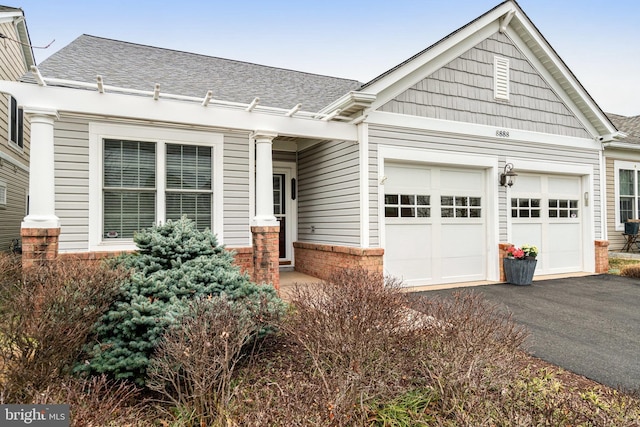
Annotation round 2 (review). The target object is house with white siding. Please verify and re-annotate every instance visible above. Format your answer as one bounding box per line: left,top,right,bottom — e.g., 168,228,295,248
0,6,34,253
0,0,620,287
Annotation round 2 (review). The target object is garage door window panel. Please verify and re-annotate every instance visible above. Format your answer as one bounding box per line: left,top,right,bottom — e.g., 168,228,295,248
549,199,578,218
385,193,430,218
511,198,541,218
442,195,481,218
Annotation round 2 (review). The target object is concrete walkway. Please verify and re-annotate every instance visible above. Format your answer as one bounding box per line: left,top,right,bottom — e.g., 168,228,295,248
414,274,640,391
279,271,323,301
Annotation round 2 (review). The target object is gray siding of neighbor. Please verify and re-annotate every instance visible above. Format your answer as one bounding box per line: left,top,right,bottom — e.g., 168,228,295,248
0,20,31,251
379,32,591,139
0,167,28,250
368,124,602,242
53,117,252,252
297,140,361,246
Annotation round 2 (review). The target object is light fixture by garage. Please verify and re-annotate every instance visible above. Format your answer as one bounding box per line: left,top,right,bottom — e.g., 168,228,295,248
500,163,518,187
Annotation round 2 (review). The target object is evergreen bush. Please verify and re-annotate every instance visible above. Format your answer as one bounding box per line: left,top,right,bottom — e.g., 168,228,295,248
79,217,284,385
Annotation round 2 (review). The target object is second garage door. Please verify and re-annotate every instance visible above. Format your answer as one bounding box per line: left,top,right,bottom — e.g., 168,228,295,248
510,173,583,275
384,163,487,286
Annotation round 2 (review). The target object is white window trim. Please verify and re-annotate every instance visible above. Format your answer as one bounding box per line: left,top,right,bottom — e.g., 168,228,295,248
89,122,224,252
494,56,510,101
0,179,7,206
613,160,640,232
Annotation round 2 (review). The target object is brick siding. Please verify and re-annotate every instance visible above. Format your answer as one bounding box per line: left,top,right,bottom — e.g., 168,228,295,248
293,241,384,281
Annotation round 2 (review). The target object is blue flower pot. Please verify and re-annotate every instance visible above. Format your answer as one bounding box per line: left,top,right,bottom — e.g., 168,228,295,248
503,258,537,286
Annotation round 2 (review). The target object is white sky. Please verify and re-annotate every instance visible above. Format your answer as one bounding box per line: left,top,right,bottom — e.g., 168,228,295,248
11,0,640,116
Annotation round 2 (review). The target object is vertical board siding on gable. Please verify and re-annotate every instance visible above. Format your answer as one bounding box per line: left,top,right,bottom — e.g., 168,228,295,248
298,141,360,246
368,125,602,242
54,119,90,252
223,133,251,247
379,32,590,139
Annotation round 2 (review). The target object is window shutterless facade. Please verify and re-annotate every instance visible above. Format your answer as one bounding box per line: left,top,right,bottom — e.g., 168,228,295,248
614,161,640,229
89,123,224,251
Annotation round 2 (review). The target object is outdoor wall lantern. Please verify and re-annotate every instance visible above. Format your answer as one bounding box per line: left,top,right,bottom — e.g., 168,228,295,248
499,163,518,187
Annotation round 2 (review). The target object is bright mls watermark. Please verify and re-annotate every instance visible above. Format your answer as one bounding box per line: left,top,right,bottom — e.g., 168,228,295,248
1,405,69,426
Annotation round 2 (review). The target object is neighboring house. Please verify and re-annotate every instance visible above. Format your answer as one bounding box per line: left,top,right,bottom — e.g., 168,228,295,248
603,113,640,251
0,0,619,287
0,6,33,252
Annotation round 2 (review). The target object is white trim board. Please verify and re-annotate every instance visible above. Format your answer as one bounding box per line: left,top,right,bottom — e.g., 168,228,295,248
366,111,602,151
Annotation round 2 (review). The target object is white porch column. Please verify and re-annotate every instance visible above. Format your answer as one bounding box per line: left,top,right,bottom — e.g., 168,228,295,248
22,107,60,228
251,130,278,226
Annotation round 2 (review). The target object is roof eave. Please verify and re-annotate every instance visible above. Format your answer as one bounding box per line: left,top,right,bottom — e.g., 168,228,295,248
318,91,376,117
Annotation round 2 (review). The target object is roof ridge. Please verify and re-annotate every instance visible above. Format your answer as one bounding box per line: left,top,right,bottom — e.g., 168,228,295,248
79,34,361,84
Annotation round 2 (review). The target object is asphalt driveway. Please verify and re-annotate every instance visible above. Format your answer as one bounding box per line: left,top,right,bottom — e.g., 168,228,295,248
414,275,640,391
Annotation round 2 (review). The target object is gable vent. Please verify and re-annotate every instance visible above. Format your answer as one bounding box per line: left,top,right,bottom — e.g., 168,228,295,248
494,56,510,101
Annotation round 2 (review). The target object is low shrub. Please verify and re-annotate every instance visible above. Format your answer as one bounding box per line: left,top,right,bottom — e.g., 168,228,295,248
25,375,147,427
148,294,282,426
80,217,285,385
281,268,417,424
408,292,529,424
620,263,640,278
0,258,126,401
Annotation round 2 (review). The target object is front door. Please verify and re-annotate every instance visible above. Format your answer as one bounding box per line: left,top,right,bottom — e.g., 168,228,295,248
273,163,296,265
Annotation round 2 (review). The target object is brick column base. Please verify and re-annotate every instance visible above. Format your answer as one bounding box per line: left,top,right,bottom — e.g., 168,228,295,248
594,240,609,274
293,241,384,281
21,227,61,268
498,242,513,282
251,226,280,290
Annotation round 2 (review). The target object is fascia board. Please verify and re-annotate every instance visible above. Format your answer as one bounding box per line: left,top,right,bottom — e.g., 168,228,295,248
364,2,515,109
508,15,616,137
0,81,357,142
603,142,640,151
0,12,23,23
317,91,376,115
367,110,602,151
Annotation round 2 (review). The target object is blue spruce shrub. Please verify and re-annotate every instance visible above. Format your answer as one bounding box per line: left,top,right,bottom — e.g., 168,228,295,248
79,217,284,385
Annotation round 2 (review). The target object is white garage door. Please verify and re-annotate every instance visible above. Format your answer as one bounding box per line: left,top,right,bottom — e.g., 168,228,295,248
384,163,487,286
510,174,582,275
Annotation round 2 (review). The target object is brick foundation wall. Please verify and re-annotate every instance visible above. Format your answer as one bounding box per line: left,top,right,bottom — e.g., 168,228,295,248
498,242,513,282
293,241,384,281
21,227,61,268
227,247,254,277
251,226,280,289
594,240,609,274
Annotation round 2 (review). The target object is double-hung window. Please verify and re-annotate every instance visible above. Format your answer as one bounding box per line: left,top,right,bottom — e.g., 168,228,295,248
615,161,640,229
90,123,223,249
8,96,24,149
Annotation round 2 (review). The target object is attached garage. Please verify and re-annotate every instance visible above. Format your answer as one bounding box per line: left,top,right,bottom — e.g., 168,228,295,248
383,162,488,286
510,174,583,275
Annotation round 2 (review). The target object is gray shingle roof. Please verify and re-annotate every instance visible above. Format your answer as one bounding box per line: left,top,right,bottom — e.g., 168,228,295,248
607,113,640,144
26,35,362,112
